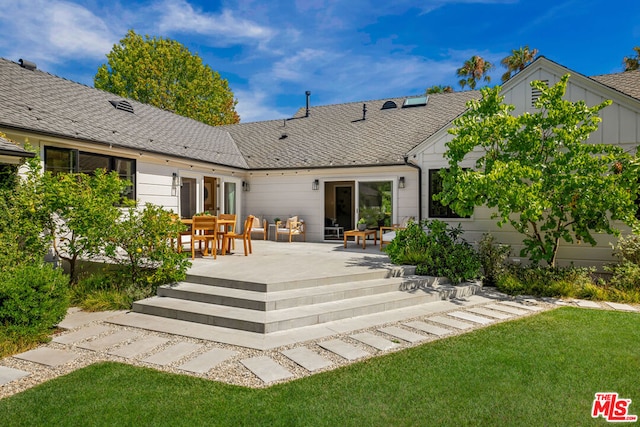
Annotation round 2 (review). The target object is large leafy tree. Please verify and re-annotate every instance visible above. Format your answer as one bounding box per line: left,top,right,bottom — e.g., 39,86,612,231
95,30,239,126
500,46,538,83
456,55,493,90
623,46,640,71
438,75,639,267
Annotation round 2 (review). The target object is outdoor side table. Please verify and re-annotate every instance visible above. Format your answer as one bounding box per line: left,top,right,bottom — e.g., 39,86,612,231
343,229,377,249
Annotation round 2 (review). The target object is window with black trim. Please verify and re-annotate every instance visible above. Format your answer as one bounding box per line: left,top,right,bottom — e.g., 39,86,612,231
428,168,469,218
44,146,136,200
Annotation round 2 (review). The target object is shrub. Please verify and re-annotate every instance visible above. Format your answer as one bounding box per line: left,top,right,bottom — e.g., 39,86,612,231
496,265,595,298
386,220,481,283
477,233,511,287
0,264,69,336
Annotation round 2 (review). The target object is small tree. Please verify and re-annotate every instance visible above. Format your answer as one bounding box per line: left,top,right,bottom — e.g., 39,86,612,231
438,74,639,267
41,170,131,283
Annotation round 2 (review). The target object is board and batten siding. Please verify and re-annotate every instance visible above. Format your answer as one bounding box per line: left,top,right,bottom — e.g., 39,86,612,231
411,60,640,268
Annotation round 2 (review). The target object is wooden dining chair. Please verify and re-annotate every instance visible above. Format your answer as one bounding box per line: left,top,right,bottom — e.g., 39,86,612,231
191,215,218,259
170,214,191,253
218,213,237,250
222,215,255,256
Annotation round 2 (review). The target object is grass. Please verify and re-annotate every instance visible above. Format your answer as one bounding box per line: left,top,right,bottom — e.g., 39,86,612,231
1,307,638,426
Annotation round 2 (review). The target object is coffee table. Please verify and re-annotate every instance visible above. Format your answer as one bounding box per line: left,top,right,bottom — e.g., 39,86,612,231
343,229,377,249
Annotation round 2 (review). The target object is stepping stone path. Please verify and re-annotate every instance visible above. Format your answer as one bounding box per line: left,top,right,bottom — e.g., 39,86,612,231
108,336,170,359
241,356,293,383
350,332,399,351
378,326,427,344
142,342,203,366
575,300,601,309
604,302,638,312
403,321,452,337
179,348,238,374
429,315,474,330
14,347,80,367
448,311,494,325
52,325,112,345
485,303,528,316
281,347,333,372
466,307,512,320
318,339,369,361
77,331,140,352
500,301,544,311
0,366,30,385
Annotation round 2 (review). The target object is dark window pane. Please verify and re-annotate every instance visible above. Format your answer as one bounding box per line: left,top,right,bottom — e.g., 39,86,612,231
78,152,109,174
428,169,468,219
45,147,76,174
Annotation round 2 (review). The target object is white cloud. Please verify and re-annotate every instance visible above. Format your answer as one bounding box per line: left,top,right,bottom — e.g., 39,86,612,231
234,89,291,123
156,0,274,45
0,0,116,66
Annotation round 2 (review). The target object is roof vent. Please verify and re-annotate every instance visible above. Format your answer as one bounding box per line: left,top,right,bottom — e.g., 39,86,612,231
531,80,549,107
402,96,428,108
109,100,134,114
381,100,397,110
18,59,37,71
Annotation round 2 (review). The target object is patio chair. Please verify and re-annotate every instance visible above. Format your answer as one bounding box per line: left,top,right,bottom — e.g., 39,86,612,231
191,215,218,259
379,217,414,250
249,216,268,240
276,216,306,242
222,215,255,256
218,213,237,250
170,214,191,253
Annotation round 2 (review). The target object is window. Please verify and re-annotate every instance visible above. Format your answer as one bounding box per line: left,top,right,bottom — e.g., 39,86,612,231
44,146,136,199
428,169,469,218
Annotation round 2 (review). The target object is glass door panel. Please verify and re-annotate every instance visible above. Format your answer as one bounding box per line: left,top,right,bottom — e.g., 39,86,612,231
224,182,237,214
180,177,197,218
358,181,392,228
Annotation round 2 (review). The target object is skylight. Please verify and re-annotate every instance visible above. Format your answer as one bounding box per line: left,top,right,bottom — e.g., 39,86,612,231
402,96,428,108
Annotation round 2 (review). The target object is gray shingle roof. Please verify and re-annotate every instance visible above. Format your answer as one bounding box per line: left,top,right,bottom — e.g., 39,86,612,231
226,91,480,169
591,70,640,101
0,58,248,168
0,134,35,157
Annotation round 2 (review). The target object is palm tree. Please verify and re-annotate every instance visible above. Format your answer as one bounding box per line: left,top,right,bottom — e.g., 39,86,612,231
456,55,494,90
623,46,640,71
426,85,454,94
500,46,539,83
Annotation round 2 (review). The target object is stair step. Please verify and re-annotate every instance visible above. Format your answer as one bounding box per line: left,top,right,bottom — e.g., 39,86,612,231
185,268,403,292
157,277,415,311
133,288,444,333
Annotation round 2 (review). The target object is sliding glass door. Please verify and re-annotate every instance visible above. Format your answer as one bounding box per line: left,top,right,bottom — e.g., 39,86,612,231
358,181,392,228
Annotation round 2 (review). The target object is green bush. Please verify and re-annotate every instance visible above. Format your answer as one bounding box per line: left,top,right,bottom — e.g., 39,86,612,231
0,264,69,336
604,234,640,293
496,265,595,298
386,220,481,283
477,233,511,287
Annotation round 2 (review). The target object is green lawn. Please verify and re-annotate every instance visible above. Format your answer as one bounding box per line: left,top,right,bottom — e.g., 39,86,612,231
1,307,638,426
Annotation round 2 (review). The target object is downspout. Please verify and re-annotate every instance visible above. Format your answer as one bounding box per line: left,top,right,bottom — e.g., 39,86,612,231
403,155,422,222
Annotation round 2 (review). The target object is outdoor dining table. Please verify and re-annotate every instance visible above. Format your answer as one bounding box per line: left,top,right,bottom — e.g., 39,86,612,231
180,217,236,256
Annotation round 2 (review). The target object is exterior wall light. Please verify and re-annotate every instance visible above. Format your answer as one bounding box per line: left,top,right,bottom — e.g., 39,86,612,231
172,172,179,187
398,176,405,189
312,179,320,190
242,181,250,192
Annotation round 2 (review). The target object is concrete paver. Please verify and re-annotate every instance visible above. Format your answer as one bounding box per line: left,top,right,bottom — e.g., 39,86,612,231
500,301,544,311
77,330,141,352
350,332,399,351
485,303,528,316
52,325,112,345
466,307,513,320
57,309,127,329
108,336,170,359
142,342,203,366
319,339,370,360
378,326,428,343
281,347,333,372
575,300,602,309
603,302,638,312
14,347,81,367
179,348,238,373
428,315,474,330
0,366,30,385
403,321,452,337
241,356,293,383
448,311,494,325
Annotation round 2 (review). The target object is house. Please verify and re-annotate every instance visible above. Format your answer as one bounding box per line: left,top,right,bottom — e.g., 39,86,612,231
0,56,639,267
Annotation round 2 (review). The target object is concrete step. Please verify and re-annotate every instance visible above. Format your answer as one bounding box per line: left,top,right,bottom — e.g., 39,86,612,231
133,287,449,333
184,267,406,293
157,277,418,311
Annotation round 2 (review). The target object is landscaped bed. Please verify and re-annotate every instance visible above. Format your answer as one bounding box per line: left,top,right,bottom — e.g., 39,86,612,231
1,307,637,426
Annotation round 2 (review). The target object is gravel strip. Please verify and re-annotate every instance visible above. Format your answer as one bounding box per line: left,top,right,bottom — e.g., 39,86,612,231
1,294,635,398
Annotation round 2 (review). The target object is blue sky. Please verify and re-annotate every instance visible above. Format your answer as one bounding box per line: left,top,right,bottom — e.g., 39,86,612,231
0,0,638,122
